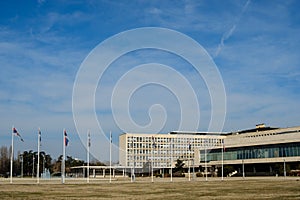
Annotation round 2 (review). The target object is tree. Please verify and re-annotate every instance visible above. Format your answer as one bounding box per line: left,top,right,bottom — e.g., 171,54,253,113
174,159,185,173
52,155,85,174
222,165,235,177
0,146,53,177
17,150,52,177
90,159,106,166
66,156,84,173
22,150,35,176
0,146,9,176
33,151,52,175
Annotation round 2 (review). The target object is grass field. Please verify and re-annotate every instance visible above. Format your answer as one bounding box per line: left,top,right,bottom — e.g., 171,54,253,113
1,177,300,199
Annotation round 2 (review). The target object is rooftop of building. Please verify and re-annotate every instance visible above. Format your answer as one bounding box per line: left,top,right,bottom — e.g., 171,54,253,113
120,124,300,137
226,124,279,135
169,131,226,136
170,124,279,136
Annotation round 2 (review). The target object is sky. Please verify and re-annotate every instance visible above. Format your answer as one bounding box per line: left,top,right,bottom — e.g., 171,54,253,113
0,0,299,163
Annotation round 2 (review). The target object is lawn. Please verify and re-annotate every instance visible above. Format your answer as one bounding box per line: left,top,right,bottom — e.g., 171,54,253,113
0,177,299,199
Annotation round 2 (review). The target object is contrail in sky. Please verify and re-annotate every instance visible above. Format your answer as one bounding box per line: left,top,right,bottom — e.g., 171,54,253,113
214,0,251,57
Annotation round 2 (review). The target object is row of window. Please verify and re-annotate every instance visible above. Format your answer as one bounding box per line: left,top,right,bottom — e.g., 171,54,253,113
126,152,194,167
125,143,300,167
201,143,300,162
126,138,223,149
126,136,220,167
127,136,223,143
127,153,193,160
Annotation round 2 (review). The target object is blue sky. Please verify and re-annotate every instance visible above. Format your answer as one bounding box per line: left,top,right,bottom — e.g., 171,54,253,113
0,0,299,162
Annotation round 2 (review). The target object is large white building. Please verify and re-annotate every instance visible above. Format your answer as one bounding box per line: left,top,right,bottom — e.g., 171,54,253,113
119,131,225,169
119,124,300,176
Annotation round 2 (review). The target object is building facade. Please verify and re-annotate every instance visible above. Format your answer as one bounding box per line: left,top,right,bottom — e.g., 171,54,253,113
206,125,300,176
119,132,225,169
119,125,300,176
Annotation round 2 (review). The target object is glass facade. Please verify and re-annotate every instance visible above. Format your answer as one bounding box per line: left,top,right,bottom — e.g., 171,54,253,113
201,142,300,162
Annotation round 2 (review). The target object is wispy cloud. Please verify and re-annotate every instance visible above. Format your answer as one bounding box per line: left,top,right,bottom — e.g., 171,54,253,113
214,0,251,57
1,0,300,161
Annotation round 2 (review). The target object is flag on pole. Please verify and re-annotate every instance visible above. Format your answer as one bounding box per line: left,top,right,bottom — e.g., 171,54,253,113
188,141,191,151
88,132,91,147
13,127,24,142
64,130,69,146
39,129,41,146
222,139,225,151
110,132,112,144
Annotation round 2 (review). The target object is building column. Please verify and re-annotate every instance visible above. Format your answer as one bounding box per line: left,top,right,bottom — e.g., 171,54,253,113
93,169,96,178
103,169,105,177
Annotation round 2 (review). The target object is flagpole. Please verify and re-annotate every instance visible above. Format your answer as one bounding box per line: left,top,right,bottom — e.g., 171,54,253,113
37,128,40,183
61,129,65,184
205,139,207,181
87,130,90,183
130,139,134,182
151,147,154,183
133,139,135,182
188,142,190,182
192,138,195,180
10,126,14,184
188,140,191,181
222,139,224,181
109,131,112,183
170,138,173,182
151,137,154,183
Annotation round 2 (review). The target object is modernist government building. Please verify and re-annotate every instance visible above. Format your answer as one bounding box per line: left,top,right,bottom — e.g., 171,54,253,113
119,124,300,176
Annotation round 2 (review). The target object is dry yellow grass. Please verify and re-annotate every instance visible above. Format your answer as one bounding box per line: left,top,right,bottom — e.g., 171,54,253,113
0,177,300,199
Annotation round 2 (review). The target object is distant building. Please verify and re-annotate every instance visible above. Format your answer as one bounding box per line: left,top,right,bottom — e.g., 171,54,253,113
119,124,300,176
